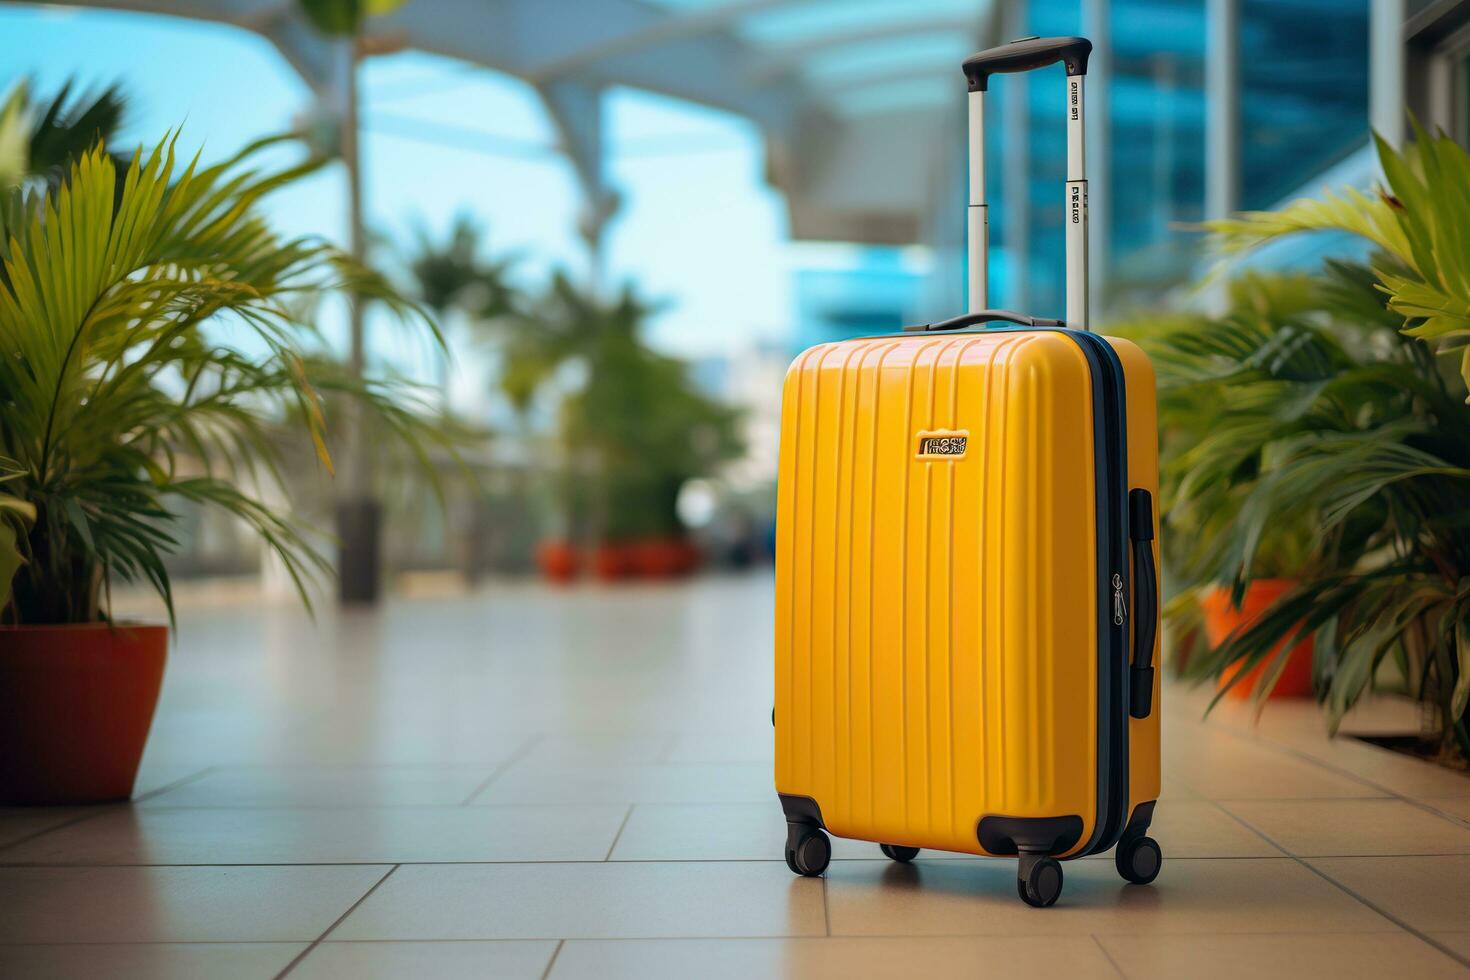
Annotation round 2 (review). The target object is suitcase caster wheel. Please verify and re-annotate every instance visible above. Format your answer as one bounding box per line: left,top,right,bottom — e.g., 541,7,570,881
785,829,831,877
1017,855,1063,908
1116,835,1162,885
880,843,919,863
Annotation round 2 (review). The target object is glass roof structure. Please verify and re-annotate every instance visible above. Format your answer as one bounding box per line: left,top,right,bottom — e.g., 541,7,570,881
40,0,1374,322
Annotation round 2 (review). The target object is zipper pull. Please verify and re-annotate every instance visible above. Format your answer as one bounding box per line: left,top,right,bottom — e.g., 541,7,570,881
1112,573,1127,626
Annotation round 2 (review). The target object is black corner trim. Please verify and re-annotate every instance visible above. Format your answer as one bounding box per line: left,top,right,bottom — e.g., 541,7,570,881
1121,800,1156,843
977,815,1084,856
779,793,826,830
781,793,827,854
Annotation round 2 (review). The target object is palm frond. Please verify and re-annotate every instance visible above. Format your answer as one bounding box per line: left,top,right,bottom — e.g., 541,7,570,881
0,130,450,624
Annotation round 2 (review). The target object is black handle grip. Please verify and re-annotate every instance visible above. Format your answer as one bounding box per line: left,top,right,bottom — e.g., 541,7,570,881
962,36,1093,92
1128,489,1158,720
903,310,1067,333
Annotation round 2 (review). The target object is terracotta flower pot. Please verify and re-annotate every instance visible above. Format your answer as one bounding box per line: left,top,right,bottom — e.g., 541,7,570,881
1201,580,1314,700
0,623,167,805
536,540,581,584
591,542,635,581
630,537,699,578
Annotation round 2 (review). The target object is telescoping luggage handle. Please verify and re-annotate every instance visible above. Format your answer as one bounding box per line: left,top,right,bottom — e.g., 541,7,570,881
961,35,1093,331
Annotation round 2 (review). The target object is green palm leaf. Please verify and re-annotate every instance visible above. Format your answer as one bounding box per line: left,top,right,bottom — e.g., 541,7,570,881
0,130,446,624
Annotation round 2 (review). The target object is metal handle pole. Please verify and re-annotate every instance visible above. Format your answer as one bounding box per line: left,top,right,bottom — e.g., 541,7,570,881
1065,74,1089,330
967,89,988,313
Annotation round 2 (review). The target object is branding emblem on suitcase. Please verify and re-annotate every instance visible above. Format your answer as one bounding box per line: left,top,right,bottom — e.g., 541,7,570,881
916,431,969,458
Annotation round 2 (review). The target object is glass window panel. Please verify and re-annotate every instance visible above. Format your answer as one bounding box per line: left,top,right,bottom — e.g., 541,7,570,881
1240,0,1370,209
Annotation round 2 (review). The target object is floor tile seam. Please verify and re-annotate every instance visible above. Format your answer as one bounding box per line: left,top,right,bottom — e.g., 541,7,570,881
272,864,400,980
0,929,1421,948
459,736,548,806
1088,933,1128,979
1213,799,1470,972
0,767,217,858
13,855,1426,869
1199,751,1470,834
1202,724,1470,823
539,939,565,980
603,807,635,861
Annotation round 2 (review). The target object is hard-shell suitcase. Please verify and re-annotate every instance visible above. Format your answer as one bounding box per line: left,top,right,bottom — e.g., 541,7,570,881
773,36,1163,908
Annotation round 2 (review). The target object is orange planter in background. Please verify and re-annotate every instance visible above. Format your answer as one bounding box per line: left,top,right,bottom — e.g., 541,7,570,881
536,540,581,583
1201,579,1315,700
630,537,700,578
591,542,635,581
0,623,167,805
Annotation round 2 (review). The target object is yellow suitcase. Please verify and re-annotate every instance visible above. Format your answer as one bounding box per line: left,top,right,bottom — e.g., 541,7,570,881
773,36,1162,908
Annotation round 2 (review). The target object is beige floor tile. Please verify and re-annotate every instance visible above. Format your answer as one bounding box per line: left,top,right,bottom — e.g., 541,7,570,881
474,763,773,805
132,763,219,800
1262,740,1470,802
1165,738,1383,800
1159,776,1201,801
608,804,960,862
1084,801,1281,859
1221,799,1470,856
1097,932,1470,980
0,866,388,942
293,941,557,980
824,858,1395,936
608,801,1278,863
1308,856,1470,932
136,765,501,808
269,723,537,766
1430,933,1470,961
1426,799,1470,822
0,808,96,849
3,804,629,865
664,733,774,764
0,943,305,980
333,862,826,940
520,734,675,766
548,937,1123,979
1182,693,1470,801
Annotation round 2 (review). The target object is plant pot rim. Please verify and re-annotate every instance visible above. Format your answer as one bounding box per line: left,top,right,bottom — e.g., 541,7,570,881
0,621,168,634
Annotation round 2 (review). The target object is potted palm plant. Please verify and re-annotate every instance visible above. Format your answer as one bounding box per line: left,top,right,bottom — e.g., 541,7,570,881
1136,274,1322,700
1190,125,1470,763
1144,252,1470,760
0,131,449,804
500,273,742,581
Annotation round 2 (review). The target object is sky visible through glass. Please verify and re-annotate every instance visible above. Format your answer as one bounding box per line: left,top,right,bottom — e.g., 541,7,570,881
3,3,802,415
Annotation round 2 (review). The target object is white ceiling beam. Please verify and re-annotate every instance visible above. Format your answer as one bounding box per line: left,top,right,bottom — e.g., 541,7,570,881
744,14,979,85
521,0,820,83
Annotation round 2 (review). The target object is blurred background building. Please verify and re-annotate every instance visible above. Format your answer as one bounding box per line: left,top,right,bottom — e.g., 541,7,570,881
5,0,1466,596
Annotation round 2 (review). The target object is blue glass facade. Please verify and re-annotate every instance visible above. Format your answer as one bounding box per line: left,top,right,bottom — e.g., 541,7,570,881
979,0,1371,318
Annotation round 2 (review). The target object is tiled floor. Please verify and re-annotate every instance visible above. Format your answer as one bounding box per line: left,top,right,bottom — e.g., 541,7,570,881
3,574,1470,979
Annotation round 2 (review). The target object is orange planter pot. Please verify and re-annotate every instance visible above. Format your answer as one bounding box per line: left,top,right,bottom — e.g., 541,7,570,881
0,623,167,805
1201,580,1315,700
630,537,700,578
536,540,581,584
592,542,635,581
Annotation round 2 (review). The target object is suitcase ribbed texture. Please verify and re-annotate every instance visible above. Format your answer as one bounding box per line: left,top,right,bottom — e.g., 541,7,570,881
774,331,1101,855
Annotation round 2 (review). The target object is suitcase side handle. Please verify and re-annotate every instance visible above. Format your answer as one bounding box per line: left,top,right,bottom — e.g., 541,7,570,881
1128,489,1158,719
961,36,1092,92
902,310,1066,333
963,36,1090,330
